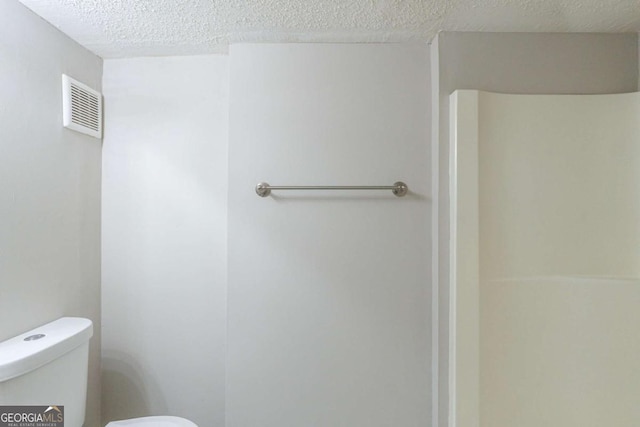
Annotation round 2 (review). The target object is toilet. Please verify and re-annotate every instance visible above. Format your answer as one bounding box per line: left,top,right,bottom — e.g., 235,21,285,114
0,317,196,427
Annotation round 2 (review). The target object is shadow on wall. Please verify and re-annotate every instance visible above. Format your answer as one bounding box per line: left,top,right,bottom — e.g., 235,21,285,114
101,351,168,424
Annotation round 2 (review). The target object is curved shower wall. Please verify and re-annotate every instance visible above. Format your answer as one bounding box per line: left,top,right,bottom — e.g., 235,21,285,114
450,91,640,427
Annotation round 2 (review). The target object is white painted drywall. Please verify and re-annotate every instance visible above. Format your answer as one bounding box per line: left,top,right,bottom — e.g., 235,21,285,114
227,43,431,427
431,32,640,427
101,56,229,427
0,2,102,426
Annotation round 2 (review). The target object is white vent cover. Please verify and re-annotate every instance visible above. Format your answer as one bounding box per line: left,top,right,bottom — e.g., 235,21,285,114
62,74,102,139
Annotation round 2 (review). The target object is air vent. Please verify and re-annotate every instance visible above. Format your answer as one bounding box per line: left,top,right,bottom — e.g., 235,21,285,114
62,74,102,139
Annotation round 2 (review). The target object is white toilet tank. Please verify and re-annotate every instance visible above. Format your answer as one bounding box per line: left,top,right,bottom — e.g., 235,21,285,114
0,318,93,427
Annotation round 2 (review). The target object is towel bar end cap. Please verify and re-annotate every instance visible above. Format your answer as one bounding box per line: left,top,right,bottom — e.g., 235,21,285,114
393,181,408,197
256,182,271,197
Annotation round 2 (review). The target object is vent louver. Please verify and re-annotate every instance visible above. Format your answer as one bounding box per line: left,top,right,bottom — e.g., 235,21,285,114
62,74,102,139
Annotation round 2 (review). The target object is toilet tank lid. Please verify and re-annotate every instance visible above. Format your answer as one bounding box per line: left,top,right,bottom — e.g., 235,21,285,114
0,317,93,383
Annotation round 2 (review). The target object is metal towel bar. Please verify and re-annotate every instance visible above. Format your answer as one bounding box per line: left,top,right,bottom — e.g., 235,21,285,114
255,182,408,197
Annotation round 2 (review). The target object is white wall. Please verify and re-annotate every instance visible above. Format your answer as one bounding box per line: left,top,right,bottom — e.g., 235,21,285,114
431,32,640,427
451,90,640,427
477,92,640,278
226,43,431,427
101,56,229,427
0,2,102,425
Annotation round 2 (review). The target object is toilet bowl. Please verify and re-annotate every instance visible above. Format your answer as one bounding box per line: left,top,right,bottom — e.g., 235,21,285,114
0,318,197,427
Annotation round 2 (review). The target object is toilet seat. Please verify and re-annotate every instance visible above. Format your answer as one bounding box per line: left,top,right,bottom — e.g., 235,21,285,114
105,416,198,427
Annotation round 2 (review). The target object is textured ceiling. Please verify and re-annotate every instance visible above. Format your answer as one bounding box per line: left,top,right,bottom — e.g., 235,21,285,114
17,0,640,58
